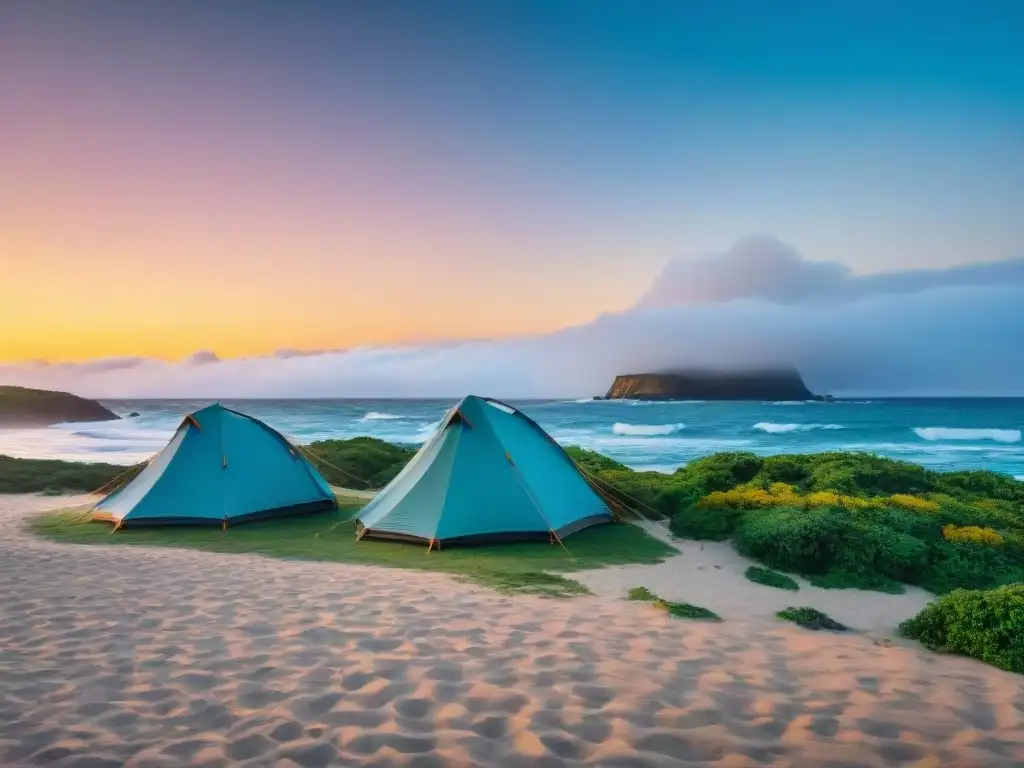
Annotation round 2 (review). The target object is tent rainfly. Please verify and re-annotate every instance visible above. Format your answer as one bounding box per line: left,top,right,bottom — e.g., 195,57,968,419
356,395,614,547
93,404,337,527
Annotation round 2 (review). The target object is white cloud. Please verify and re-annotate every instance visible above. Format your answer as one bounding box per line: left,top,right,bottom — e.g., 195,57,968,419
2,237,1023,398
638,234,1024,307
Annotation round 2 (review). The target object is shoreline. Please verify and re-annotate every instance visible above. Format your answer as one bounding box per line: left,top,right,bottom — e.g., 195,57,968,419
3,397,1024,479
4,493,1023,766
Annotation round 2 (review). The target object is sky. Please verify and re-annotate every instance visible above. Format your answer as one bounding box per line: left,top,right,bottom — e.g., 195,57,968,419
1,1,1022,395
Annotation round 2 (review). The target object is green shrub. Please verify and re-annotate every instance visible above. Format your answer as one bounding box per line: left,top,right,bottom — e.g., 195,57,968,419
625,587,720,620
672,452,764,494
668,503,744,540
745,566,799,591
656,599,721,621
734,506,850,575
596,469,670,514
304,437,415,489
0,455,139,495
899,584,1024,674
935,470,1024,505
806,569,904,593
627,586,658,602
801,452,933,496
777,606,847,631
921,541,1024,594
564,446,632,474
733,504,935,592
756,455,810,488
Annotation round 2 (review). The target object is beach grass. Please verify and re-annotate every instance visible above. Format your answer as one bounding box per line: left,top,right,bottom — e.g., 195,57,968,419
0,455,138,495
625,585,720,620
776,606,848,631
656,599,721,621
626,586,659,602
29,503,676,598
745,565,800,591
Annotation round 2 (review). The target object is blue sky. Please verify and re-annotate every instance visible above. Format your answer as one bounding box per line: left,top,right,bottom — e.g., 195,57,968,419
1,0,1022,383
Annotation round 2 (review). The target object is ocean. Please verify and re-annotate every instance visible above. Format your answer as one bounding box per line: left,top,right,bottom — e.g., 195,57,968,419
2,398,1023,479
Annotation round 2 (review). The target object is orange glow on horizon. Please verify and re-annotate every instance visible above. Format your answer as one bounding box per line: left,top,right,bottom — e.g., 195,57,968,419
1,224,644,362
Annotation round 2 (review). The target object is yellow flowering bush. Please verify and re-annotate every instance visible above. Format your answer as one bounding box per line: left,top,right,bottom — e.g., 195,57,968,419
804,490,840,507
942,524,1004,546
697,488,775,509
887,494,940,513
768,482,799,499
699,484,902,512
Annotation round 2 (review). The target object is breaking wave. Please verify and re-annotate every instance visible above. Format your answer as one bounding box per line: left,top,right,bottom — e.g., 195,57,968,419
753,422,845,434
612,422,686,436
359,411,402,421
913,427,1022,444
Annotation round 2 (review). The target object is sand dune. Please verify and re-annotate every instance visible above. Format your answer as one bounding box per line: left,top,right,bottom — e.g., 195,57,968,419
2,495,1023,767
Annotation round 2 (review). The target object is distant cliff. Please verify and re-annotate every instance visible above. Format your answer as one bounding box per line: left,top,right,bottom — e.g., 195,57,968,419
603,369,820,401
0,386,119,427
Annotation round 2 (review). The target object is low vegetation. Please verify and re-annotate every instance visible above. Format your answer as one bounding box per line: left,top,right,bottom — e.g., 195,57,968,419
626,585,720,620
461,570,594,599
777,606,847,631
658,600,721,620
745,565,799,591
0,455,139,495
577,450,1024,597
12,441,1024,616
626,586,659,602
0,437,413,496
303,437,415,490
30,505,674,598
899,584,1024,674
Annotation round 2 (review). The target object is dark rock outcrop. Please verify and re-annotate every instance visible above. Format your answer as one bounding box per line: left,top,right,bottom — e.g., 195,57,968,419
603,368,819,401
0,386,120,427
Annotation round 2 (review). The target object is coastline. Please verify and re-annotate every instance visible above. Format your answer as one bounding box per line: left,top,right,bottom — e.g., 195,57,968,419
2,397,1023,477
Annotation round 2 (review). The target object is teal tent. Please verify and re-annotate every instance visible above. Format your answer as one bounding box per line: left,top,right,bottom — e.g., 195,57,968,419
93,404,336,527
357,395,614,547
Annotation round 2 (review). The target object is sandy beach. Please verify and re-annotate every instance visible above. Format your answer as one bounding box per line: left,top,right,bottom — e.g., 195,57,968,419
2,495,1023,767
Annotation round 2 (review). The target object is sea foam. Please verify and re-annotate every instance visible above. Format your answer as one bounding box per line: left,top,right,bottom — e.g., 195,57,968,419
913,427,1022,444
753,422,845,434
359,411,402,421
612,422,686,436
